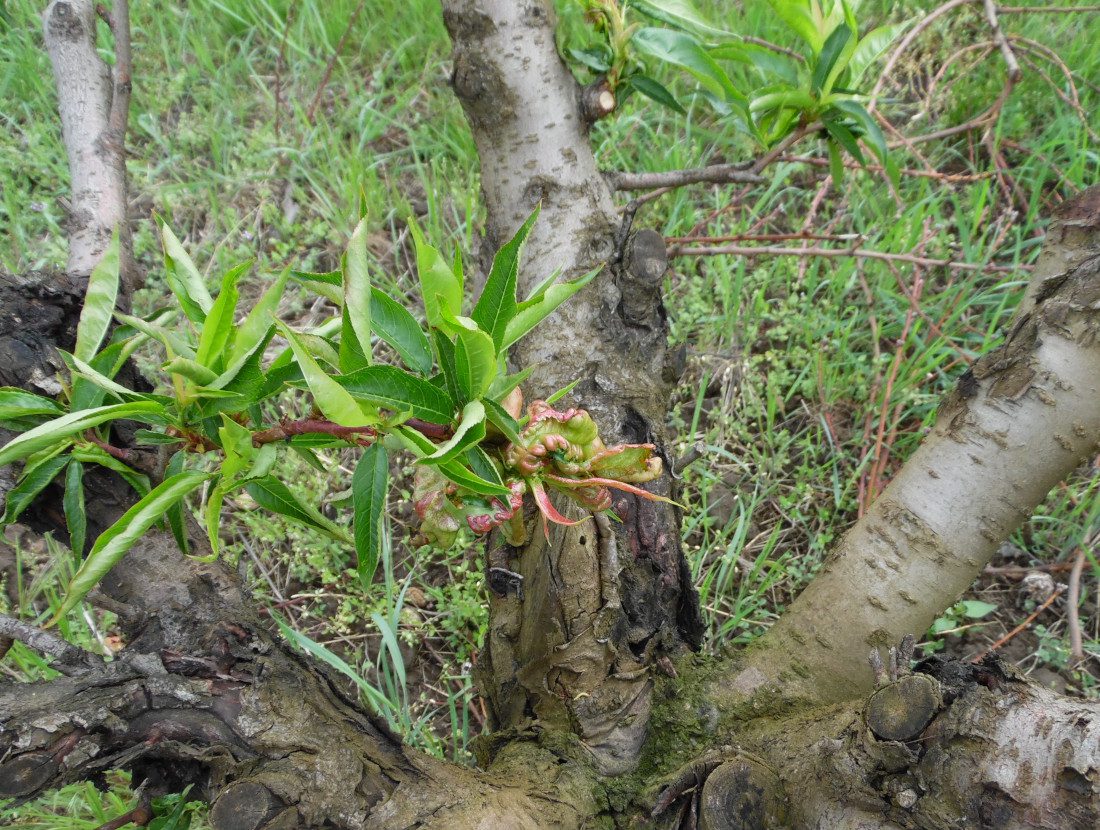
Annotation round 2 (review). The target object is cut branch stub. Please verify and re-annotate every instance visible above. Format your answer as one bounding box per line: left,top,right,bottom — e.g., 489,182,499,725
864,673,942,742
698,756,787,830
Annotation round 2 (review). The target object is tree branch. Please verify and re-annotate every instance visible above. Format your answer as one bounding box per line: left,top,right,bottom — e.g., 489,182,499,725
0,613,102,675
607,163,764,191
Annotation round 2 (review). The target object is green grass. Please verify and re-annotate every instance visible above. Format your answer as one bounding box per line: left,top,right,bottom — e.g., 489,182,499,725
2,0,1099,819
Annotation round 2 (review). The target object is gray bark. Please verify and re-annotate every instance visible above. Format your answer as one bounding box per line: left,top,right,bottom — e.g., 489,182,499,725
43,0,134,286
730,188,1100,704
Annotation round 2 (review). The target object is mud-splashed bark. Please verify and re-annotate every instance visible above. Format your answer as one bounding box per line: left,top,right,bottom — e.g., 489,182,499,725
727,188,1100,705
441,0,702,774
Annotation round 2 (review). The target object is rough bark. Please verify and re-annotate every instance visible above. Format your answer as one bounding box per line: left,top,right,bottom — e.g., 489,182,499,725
441,0,702,775
728,188,1100,705
43,0,135,287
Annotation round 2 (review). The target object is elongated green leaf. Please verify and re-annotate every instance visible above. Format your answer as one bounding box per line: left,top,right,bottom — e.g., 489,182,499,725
0,402,164,467
343,219,373,368
71,444,151,496
163,451,190,554
245,476,351,541
624,74,686,114
465,445,504,488
501,268,600,351
432,330,463,405
831,99,887,162
50,471,212,624
74,229,120,362
369,288,433,374
0,388,64,420
848,20,910,84
335,365,455,424
394,427,510,496
195,260,250,371
632,0,733,38
410,219,462,329
472,208,539,351
1,453,69,525
487,366,534,403
160,223,213,323
340,304,371,373
64,460,86,555
821,113,865,164
812,24,851,93
277,322,374,427
229,270,288,365
62,352,160,403
114,311,196,360
482,397,522,445
632,27,743,103
353,443,388,588
275,616,394,715
164,356,218,386
766,0,822,53
454,327,496,401
424,401,485,464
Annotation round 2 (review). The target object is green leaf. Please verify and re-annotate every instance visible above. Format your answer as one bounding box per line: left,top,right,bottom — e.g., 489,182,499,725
335,365,456,424
160,223,214,324
749,88,816,113
369,288,433,375
766,0,822,53
74,229,121,362
960,600,998,619
245,476,350,541
133,429,183,446
568,46,612,73
114,311,196,360
487,366,534,402
195,260,251,371
353,443,388,588
0,388,64,420
827,138,845,186
482,397,522,445
821,113,865,164
624,74,686,114
831,100,890,171
811,24,852,93
409,219,462,329
0,402,165,467
454,327,496,401
431,330,463,405
472,207,539,352
50,471,212,624
164,451,190,554
228,270,288,366
501,267,600,351
277,322,374,427
424,401,485,464
394,427,510,496
631,0,733,39
465,445,504,488
339,304,371,373
343,219,373,368
848,20,911,85
164,356,218,386
64,460,86,555
1,453,69,525
631,27,743,103
71,444,151,496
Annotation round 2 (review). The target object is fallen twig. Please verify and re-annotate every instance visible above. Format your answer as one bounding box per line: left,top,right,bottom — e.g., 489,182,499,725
667,243,1027,273
983,0,1023,81
971,587,1064,662
1067,546,1088,664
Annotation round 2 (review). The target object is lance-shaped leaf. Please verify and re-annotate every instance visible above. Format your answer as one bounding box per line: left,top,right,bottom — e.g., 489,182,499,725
1,453,70,526
164,356,219,386
455,326,497,402
114,311,196,360
64,460,86,556
394,427,510,496
226,269,288,367
432,330,463,404
163,451,190,554
195,260,251,371
245,476,351,542
276,321,375,427
410,219,462,329
631,0,734,39
370,287,433,375
0,388,64,421
0,401,165,467
424,401,485,465
49,470,212,625
631,27,743,103
74,229,120,362
160,223,214,324
343,219,373,368
353,443,388,588
471,207,539,351
501,268,600,352
811,23,853,94
71,444,151,496
335,364,456,424
482,397,522,445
